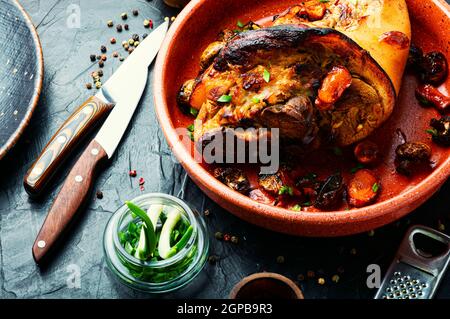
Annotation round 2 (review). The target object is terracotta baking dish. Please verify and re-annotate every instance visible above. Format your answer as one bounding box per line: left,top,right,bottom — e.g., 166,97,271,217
154,0,450,236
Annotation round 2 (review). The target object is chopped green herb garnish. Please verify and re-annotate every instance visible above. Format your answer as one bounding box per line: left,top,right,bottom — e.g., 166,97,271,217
319,0,330,2
372,183,379,193
187,124,195,132
350,163,365,174
187,131,194,141
252,96,261,104
291,204,302,211
279,185,294,196
217,94,232,103
190,107,199,117
302,201,312,207
263,68,271,83
426,128,438,137
237,20,244,28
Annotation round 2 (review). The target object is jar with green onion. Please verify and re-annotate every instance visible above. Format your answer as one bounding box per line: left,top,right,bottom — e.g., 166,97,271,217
103,193,208,293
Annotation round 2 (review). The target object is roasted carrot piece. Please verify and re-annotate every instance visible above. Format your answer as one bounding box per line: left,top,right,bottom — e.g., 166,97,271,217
305,1,326,21
189,81,207,110
348,169,380,207
315,66,352,110
354,141,380,165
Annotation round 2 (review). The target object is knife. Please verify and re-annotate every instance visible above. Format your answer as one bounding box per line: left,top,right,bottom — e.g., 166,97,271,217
32,21,169,264
24,96,114,197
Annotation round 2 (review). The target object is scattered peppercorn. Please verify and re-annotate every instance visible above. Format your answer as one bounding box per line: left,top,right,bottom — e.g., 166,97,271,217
134,41,140,47
124,24,129,31
214,231,223,240
139,177,145,186
438,220,445,232
171,16,176,22
98,60,104,68
276,255,285,264
350,248,357,255
123,43,129,50
208,255,218,265
101,55,107,61
97,69,103,77
368,230,375,237
231,236,239,244
110,37,116,44
107,20,113,27
143,19,150,28
223,234,231,242
128,47,134,54
132,34,140,42
129,170,137,177
297,274,305,281
132,9,139,16
95,81,102,89
96,55,101,60
113,51,119,58
307,270,315,278
203,209,210,217
90,54,96,62
96,190,103,199
116,24,123,32
164,17,169,22
85,83,92,90
121,12,128,20
100,45,107,53
318,278,325,285
128,39,135,46
142,33,148,39
119,57,125,62
332,275,340,283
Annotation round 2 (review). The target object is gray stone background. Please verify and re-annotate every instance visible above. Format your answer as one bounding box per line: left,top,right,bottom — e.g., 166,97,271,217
0,0,449,299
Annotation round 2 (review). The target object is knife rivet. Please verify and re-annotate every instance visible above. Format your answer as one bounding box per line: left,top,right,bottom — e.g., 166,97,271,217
75,175,83,183
91,148,99,156
57,135,67,144
32,167,43,176
37,240,46,248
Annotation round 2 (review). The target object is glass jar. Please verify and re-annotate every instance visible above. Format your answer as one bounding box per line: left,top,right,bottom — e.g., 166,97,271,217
103,193,209,293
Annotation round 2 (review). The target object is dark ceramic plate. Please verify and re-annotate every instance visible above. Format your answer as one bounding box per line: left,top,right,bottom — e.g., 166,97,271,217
0,0,43,160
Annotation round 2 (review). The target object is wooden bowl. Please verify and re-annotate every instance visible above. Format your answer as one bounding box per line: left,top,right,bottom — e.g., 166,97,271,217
154,0,450,236
229,273,304,299
0,0,43,160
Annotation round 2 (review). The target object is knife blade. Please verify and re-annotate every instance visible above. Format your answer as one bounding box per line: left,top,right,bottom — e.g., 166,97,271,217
32,21,169,264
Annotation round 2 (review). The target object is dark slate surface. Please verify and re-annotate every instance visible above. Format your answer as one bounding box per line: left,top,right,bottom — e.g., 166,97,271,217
0,0,449,299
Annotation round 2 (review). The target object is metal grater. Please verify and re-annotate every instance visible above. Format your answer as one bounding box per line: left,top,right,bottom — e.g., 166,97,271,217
374,225,450,299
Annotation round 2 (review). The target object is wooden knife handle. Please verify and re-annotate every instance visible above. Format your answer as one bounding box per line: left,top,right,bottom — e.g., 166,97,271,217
32,139,108,264
24,96,113,197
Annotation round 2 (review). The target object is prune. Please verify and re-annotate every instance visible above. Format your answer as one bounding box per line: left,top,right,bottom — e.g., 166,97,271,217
429,116,450,147
420,51,448,85
395,142,432,176
213,167,250,194
314,173,345,210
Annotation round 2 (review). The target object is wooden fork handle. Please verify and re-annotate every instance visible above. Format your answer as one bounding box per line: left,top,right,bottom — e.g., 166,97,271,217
32,139,108,264
24,96,113,197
